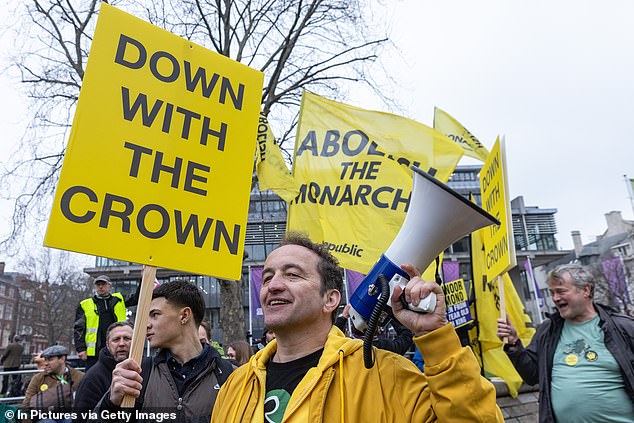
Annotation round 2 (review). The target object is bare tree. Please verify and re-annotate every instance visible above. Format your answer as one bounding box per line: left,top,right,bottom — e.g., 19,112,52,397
17,248,91,349
3,0,390,340
219,276,246,343
591,256,632,314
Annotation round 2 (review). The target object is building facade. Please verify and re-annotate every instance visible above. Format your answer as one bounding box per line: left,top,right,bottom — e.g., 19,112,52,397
566,211,634,313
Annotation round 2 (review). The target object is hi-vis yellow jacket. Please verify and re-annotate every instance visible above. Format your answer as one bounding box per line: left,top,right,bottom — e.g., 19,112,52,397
211,324,503,423
79,292,126,356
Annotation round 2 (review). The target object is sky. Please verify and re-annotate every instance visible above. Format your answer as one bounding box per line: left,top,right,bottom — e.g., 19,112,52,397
351,0,634,250
1,1,634,270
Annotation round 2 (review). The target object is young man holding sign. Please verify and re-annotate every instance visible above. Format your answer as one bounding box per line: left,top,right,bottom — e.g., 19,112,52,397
211,233,502,422
96,280,234,422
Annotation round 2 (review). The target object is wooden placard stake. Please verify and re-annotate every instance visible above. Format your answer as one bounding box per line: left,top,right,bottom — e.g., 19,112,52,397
498,275,508,344
121,265,156,408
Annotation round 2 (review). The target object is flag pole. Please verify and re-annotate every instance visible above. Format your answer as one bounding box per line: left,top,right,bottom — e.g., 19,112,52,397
467,232,485,375
526,256,544,324
248,265,253,345
342,270,353,335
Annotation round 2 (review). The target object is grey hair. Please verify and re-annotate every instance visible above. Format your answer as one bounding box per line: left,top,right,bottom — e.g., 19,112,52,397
106,321,134,341
547,264,595,298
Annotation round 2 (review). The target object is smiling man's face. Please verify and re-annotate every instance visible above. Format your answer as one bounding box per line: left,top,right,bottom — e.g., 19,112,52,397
260,244,329,333
548,272,593,323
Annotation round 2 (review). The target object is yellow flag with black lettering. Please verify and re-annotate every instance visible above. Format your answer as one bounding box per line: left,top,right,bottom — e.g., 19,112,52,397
471,226,535,397
288,91,464,273
434,107,489,162
255,113,298,202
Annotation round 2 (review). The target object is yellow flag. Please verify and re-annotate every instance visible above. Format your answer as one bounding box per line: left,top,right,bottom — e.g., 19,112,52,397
255,113,299,202
288,91,464,274
471,225,535,397
433,107,489,162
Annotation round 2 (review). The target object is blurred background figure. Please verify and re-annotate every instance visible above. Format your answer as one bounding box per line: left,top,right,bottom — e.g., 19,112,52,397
32,353,46,370
1,335,24,397
22,345,84,419
198,321,211,345
253,326,275,352
226,340,253,366
199,320,225,356
335,304,414,355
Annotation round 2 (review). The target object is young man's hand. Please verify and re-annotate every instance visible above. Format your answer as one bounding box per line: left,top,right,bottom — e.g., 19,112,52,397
109,358,143,406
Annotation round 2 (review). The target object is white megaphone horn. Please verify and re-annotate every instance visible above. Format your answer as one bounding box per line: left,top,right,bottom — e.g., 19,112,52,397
348,165,500,336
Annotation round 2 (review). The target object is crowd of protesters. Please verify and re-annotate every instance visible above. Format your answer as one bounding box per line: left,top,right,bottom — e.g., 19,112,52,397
2,236,632,423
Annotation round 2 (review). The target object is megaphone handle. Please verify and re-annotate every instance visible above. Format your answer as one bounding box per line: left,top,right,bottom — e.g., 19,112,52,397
395,275,436,313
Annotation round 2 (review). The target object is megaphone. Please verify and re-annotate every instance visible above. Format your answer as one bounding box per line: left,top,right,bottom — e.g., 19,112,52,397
348,166,500,338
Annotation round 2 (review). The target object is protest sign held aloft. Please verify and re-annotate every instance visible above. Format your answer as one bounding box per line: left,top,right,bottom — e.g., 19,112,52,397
45,4,264,280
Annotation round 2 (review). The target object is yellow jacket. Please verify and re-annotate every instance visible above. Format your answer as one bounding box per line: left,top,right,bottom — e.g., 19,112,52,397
211,323,503,422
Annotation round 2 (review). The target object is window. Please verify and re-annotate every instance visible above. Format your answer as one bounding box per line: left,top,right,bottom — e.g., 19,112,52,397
4,303,12,320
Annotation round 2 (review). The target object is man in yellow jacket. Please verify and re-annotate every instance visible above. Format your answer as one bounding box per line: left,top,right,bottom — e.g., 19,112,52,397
211,234,503,422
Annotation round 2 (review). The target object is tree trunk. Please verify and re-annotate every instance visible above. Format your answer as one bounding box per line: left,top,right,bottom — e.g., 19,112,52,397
218,278,246,345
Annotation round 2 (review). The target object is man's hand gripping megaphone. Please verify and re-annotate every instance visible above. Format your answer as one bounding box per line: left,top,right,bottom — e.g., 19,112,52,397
391,264,448,337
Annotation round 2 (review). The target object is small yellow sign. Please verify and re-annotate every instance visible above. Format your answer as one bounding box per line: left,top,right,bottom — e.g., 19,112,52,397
44,4,264,280
443,278,473,328
443,279,468,307
479,137,516,280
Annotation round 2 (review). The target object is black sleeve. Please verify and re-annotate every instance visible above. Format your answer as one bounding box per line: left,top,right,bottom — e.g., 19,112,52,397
334,316,347,331
74,372,105,422
123,282,142,307
92,392,138,423
505,323,546,386
374,318,414,355
92,358,151,423
74,303,87,353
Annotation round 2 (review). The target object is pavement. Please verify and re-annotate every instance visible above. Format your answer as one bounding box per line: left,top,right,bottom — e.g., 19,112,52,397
493,380,539,422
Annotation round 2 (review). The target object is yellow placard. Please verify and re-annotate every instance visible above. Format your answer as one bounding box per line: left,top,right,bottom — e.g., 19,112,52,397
471,221,535,397
443,279,468,307
479,136,516,280
288,92,464,275
44,4,264,280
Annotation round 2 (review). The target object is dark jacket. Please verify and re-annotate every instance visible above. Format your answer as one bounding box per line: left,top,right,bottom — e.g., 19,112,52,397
22,364,84,415
74,288,139,355
1,341,24,368
74,347,117,420
334,316,414,355
506,303,634,423
96,343,234,423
